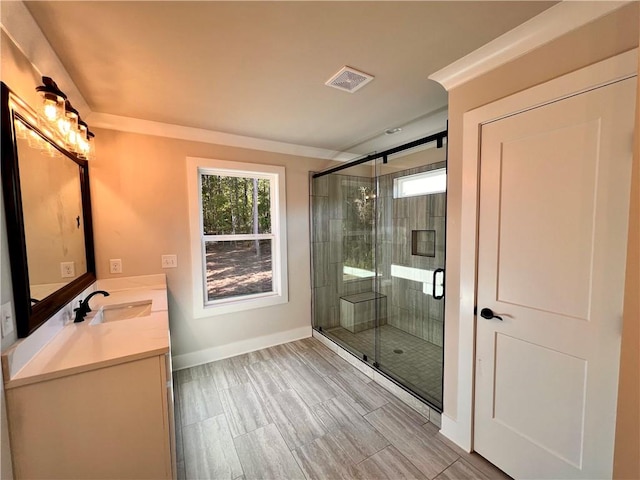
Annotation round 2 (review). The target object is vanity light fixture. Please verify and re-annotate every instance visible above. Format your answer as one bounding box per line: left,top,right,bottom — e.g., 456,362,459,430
34,76,95,159
62,100,79,150
76,118,89,159
35,76,66,123
76,119,95,160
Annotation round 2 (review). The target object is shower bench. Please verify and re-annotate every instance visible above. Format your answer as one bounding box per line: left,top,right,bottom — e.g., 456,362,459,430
339,291,387,333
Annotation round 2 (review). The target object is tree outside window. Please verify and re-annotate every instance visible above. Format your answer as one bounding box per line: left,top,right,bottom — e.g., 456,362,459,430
200,173,275,302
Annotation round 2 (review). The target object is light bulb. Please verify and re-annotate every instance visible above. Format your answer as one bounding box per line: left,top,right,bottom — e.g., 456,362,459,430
58,117,70,136
62,100,79,151
76,120,90,159
36,77,66,125
43,99,59,121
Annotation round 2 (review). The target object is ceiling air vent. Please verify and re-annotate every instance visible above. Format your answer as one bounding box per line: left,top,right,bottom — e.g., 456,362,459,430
325,66,374,93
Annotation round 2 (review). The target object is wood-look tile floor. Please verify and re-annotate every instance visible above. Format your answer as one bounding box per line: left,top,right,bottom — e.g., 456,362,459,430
173,337,510,480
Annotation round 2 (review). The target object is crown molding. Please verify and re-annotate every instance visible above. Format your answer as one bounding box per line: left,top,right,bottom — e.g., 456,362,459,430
87,112,356,161
429,1,632,91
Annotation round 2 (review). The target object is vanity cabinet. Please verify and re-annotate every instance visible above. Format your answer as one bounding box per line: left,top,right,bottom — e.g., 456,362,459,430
5,353,175,479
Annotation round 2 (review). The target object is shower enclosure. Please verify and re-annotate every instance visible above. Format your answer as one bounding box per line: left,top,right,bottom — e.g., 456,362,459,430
311,131,447,410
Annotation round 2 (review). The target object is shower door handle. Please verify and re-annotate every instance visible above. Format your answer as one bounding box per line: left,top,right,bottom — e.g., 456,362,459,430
433,268,444,300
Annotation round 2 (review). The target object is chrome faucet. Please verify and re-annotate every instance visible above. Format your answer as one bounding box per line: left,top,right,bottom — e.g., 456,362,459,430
73,290,110,323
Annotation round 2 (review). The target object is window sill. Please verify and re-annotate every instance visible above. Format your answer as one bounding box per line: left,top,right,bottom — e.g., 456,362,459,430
193,292,288,318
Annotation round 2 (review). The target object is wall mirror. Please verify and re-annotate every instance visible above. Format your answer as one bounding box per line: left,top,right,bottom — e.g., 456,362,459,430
1,82,96,337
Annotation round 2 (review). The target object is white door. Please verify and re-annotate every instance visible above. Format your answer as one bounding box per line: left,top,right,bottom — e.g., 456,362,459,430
474,77,636,479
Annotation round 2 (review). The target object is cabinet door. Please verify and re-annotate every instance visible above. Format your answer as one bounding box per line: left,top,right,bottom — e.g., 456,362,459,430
7,356,171,479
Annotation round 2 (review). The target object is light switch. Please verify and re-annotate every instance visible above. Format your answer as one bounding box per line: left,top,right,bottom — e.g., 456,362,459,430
1,302,14,338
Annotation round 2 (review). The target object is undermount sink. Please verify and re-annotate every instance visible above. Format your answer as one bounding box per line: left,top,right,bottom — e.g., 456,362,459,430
89,300,153,325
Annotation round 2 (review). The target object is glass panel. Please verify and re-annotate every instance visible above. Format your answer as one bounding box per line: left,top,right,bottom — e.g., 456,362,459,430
375,147,446,410
342,182,375,280
201,174,271,235
311,162,377,363
205,239,272,302
17,122,88,301
311,140,447,412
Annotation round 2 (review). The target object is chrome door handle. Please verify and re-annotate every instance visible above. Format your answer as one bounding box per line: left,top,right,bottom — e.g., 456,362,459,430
480,308,503,321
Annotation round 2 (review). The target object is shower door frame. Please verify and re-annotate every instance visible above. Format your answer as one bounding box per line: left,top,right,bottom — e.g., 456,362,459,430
310,130,448,412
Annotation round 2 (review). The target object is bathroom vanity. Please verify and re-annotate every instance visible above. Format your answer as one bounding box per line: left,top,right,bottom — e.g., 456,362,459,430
1,276,175,479
1,83,175,479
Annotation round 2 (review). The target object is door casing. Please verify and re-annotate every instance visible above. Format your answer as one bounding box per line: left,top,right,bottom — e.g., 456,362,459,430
440,48,638,452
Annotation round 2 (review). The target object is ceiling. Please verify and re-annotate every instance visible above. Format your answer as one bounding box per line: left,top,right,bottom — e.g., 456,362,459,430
25,1,555,155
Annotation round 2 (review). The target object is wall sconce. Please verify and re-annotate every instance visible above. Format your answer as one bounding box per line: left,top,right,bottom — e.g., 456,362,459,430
34,76,94,159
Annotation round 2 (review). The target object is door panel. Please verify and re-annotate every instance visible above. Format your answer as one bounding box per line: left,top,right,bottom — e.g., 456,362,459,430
497,120,600,319
494,333,587,468
475,77,635,479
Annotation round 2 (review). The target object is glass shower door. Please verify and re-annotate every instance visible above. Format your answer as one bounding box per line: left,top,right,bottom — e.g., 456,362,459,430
311,138,447,411
310,162,378,364
374,150,446,410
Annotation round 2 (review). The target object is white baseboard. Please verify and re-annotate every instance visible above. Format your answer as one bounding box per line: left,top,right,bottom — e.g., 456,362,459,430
171,325,312,370
440,413,472,453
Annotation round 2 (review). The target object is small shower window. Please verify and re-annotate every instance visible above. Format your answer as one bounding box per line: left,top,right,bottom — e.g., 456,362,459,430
393,168,446,198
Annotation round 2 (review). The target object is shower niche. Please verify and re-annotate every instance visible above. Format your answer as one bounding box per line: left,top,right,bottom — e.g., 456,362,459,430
311,133,447,410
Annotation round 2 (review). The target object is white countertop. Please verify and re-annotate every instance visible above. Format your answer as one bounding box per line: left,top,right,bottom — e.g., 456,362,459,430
2,277,170,389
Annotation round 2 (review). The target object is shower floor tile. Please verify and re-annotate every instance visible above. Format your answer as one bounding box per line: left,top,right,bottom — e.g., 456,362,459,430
324,324,443,408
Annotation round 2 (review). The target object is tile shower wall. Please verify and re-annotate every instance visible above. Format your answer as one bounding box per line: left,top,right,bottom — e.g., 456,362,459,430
377,161,446,347
311,173,378,330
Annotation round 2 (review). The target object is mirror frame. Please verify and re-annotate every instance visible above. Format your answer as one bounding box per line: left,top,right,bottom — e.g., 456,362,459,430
1,82,96,337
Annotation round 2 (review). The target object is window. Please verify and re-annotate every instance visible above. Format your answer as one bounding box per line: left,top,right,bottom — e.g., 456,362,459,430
187,158,287,316
393,168,446,198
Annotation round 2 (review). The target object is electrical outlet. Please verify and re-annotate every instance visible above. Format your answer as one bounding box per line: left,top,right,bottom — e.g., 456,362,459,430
110,259,123,274
1,302,14,338
60,261,75,278
161,254,177,268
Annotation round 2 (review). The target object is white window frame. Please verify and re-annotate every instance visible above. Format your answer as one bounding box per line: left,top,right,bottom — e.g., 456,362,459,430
393,168,447,199
187,157,288,317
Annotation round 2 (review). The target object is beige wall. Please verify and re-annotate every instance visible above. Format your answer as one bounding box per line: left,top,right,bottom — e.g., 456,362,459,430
91,128,332,360
613,20,640,480
0,27,43,480
444,2,639,424
0,27,335,475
